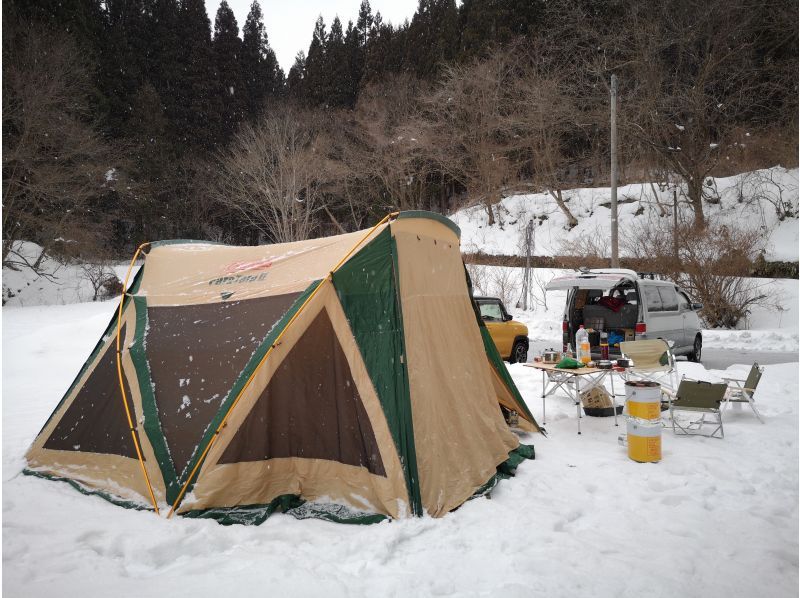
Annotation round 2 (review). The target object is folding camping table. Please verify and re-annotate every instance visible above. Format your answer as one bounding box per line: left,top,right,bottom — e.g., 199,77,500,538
524,363,620,434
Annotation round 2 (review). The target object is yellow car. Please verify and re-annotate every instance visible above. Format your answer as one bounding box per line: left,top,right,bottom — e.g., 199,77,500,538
474,296,529,363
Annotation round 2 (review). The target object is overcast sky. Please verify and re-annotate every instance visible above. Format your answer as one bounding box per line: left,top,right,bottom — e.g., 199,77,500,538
204,0,419,73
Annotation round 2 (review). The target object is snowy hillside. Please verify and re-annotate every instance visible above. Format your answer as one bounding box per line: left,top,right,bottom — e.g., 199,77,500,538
3,241,136,307
452,166,799,262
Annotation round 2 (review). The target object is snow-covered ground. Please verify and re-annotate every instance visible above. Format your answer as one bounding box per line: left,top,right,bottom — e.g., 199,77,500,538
452,166,799,262
3,167,798,595
3,299,798,597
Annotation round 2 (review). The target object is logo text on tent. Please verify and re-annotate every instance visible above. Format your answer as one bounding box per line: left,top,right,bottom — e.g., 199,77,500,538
223,258,274,274
210,258,274,286
209,272,269,286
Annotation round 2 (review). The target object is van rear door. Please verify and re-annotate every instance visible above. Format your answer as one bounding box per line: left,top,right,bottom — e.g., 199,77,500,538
546,273,632,291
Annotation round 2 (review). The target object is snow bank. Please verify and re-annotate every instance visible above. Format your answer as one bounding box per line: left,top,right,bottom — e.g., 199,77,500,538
3,301,797,597
3,241,136,307
452,166,799,262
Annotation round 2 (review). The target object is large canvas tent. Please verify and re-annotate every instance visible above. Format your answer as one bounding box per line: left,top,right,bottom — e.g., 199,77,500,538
25,211,539,524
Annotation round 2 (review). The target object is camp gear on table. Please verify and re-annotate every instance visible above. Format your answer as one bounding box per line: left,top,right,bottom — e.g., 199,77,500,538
525,362,621,434
24,211,538,524
575,325,591,365
542,349,561,363
556,357,581,369
608,331,625,347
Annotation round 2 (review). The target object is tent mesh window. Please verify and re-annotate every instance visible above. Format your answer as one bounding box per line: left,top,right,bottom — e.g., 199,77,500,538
219,308,386,476
144,294,299,475
43,324,142,457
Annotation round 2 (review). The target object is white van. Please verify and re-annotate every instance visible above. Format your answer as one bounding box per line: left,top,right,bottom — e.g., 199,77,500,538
546,268,704,361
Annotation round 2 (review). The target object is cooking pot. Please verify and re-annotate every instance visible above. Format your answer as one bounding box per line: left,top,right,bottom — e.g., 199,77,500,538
542,350,561,363
616,358,631,368
596,360,613,370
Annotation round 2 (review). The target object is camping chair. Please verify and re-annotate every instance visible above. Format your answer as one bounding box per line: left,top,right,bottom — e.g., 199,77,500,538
619,339,678,393
669,379,727,438
721,363,765,423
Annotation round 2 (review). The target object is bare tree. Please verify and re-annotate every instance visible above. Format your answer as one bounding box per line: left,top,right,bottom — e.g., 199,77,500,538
530,270,554,312
3,27,113,270
80,261,122,302
487,263,522,307
465,261,488,296
622,216,779,328
215,106,326,243
346,75,434,215
732,168,798,222
420,49,530,225
514,44,601,229
618,0,790,227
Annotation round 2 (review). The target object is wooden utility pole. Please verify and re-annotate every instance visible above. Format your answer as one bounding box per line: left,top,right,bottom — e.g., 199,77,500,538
520,219,534,310
610,74,619,268
673,188,679,262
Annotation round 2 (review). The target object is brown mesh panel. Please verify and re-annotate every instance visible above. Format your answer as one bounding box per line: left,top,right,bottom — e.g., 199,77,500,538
145,294,299,476
44,324,141,457
219,309,386,476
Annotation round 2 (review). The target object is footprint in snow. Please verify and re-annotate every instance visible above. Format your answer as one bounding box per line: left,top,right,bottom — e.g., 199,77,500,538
553,509,582,532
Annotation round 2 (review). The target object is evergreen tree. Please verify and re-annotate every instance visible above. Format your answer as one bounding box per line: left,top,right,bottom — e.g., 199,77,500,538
242,0,282,119
142,0,182,99
213,1,245,140
459,0,544,58
363,12,407,82
344,21,361,107
356,0,373,49
325,17,351,107
286,51,306,100
350,0,372,98
7,0,105,51
406,0,458,79
174,0,220,150
362,11,387,82
303,16,328,105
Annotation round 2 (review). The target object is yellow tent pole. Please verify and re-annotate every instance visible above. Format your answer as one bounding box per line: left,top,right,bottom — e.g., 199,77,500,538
167,212,399,518
115,242,161,515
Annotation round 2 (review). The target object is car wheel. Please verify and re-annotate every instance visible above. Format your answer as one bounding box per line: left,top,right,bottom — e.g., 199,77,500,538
688,334,702,362
510,341,528,364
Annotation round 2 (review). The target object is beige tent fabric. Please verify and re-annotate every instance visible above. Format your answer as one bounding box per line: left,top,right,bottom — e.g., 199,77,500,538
179,282,410,518
139,226,386,307
25,304,167,505
390,218,520,517
487,365,538,433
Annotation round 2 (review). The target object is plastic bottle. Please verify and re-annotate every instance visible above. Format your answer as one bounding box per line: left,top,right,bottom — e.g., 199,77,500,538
600,331,609,360
576,325,591,365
